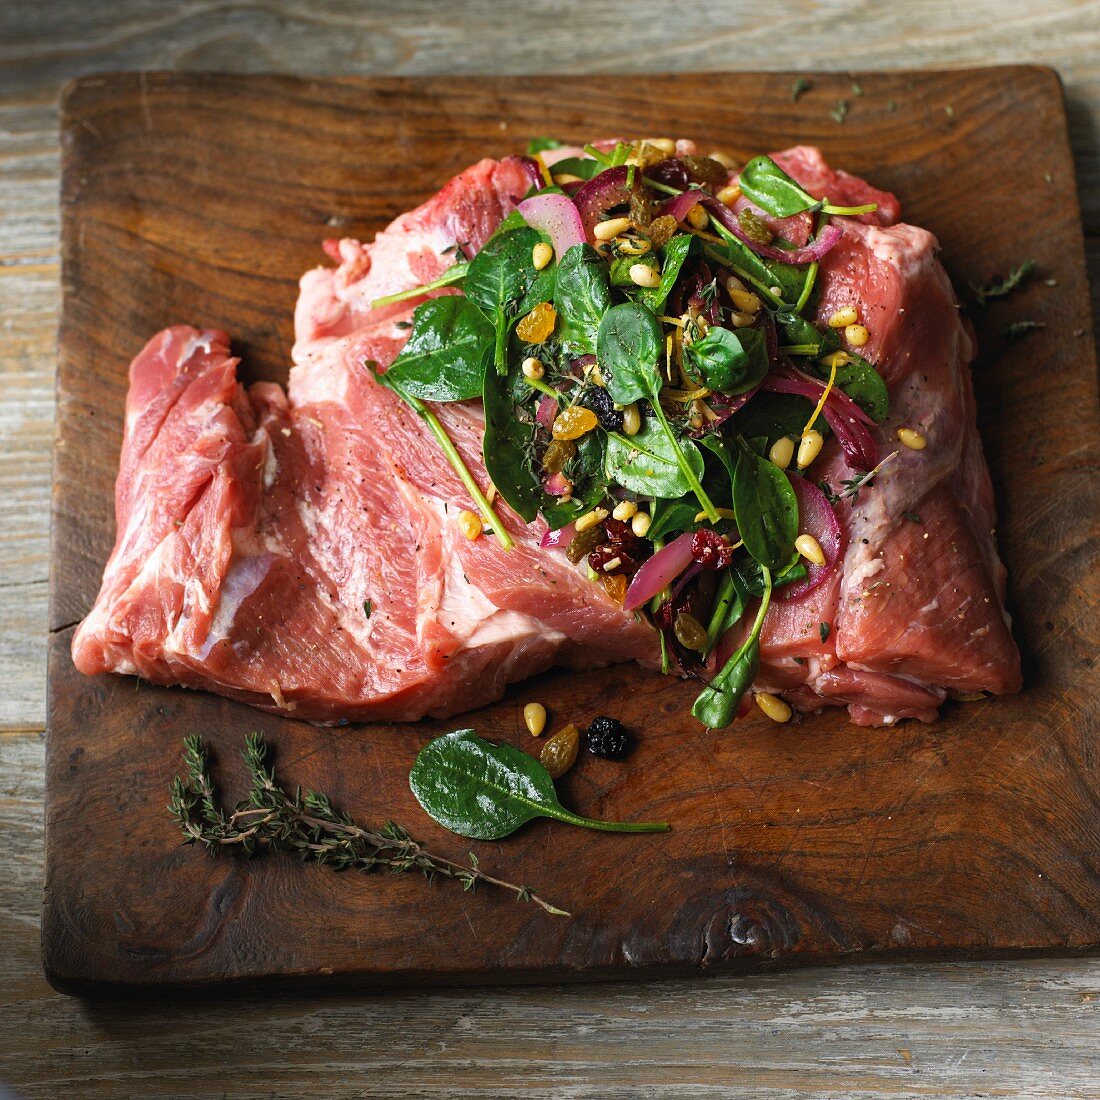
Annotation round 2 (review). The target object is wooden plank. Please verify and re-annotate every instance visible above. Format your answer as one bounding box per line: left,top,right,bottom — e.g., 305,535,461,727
43,68,1100,994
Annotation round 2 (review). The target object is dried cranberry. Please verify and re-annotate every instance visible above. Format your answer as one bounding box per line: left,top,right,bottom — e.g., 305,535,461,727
692,529,736,570
579,385,624,432
588,544,639,576
601,518,636,548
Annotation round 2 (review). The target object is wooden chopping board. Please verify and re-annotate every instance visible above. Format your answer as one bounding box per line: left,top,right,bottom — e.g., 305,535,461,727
46,68,1100,993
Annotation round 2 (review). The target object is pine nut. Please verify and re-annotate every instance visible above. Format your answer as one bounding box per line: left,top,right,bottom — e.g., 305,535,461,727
729,287,763,314
795,533,826,566
552,173,583,185
716,184,742,206
631,510,652,538
709,151,738,170
523,702,547,737
629,263,661,288
532,242,553,270
755,693,793,723
844,323,869,347
828,306,859,328
898,427,927,450
686,205,710,230
521,356,544,380
575,507,609,533
729,310,756,328
458,509,483,540
612,500,638,521
621,403,641,436
797,429,825,468
769,436,795,469
821,350,851,370
593,216,632,241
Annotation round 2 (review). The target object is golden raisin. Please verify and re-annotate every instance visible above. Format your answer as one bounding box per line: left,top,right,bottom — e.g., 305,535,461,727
552,405,598,441
647,214,677,249
542,438,577,473
516,301,557,344
600,573,628,604
738,208,773,245
565,525,603,564
673,611,708,652
540,723,580,779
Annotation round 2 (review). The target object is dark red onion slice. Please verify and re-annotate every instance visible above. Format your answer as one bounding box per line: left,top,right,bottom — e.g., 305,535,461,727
623,530,695,611
507,155,545,192
543,471,571,497
574,166,631,241
658,190,843,266
540,521,576,549
782,474,845,601
536,394,557,429
517,192,585,258
762,375,878,470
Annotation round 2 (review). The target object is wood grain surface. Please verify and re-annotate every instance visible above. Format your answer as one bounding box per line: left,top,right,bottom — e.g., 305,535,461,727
3,2,1100,1096
43,67,1100,995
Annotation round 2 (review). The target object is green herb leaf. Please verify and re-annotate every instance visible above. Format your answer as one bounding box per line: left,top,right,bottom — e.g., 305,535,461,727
363,598,372,619
545,155,601,181
819,621,830,643
739,155,823,218
597,301,664,405
683,326,769,395
606,420,705,498
791,77,811,103
732,391,824,447
382,297,493,402
733,439,799,569
971,259,1036,307
1001,320,1046,341
646,496,700,542
409,729,670,840
370,262,469,309
554,244,613,356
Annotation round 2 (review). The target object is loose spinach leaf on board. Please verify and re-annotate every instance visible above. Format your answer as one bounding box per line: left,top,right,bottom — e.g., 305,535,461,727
637,233,695,312
482,357,542,523
409,729,670,840
382,297,494,402
554,244,613,356
692,636,761,729
732,439,799,569
606,420,706,498
597,301,664,405
683,326,769,395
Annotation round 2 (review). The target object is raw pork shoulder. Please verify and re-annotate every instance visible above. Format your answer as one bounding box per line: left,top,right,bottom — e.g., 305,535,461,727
72,146,1019,725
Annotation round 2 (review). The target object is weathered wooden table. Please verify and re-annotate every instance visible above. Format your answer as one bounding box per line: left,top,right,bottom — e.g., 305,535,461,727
2,2,1097,1096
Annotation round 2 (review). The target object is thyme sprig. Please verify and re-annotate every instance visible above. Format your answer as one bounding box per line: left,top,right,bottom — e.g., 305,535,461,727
971,259,1036,307
169,733,569,917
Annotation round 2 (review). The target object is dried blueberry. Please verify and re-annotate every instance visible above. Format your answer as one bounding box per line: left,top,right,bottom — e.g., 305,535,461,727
586,715,632,759
578,386,624,432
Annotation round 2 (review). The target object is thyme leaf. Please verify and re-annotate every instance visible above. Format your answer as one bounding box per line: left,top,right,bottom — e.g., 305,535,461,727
791,77,811,103
169,734,570,917
1001,320,1047,341
971,259,1036,307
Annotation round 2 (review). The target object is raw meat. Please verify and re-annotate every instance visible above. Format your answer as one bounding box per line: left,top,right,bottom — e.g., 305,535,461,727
73,144,1020,727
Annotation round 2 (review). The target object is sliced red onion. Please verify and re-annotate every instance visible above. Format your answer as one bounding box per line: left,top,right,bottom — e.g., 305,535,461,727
507,155,545,191
782,475,845,601
540,521,576,549
762,375,878,470
517,192,585,258
623,531,695,611
660,190,843,266
574,165,631,241
543,471,571,497
536,394,557,429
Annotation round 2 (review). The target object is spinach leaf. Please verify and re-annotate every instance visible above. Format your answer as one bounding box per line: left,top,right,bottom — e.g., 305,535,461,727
739,155,878,218
647,496,699,542
683,326,769,395
732,439,799,569
597,301,664,405
606,420,705,498
735,553,805,597
554,244,612,356
382,297,493,402
692,567,772,729
409,729,670,840
527,137,563,155
716,233,806,304
637,233,694,312
482,357,542,523
776,312,829,354
465,226,542,373
544,156,601,181
703,570,747,658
